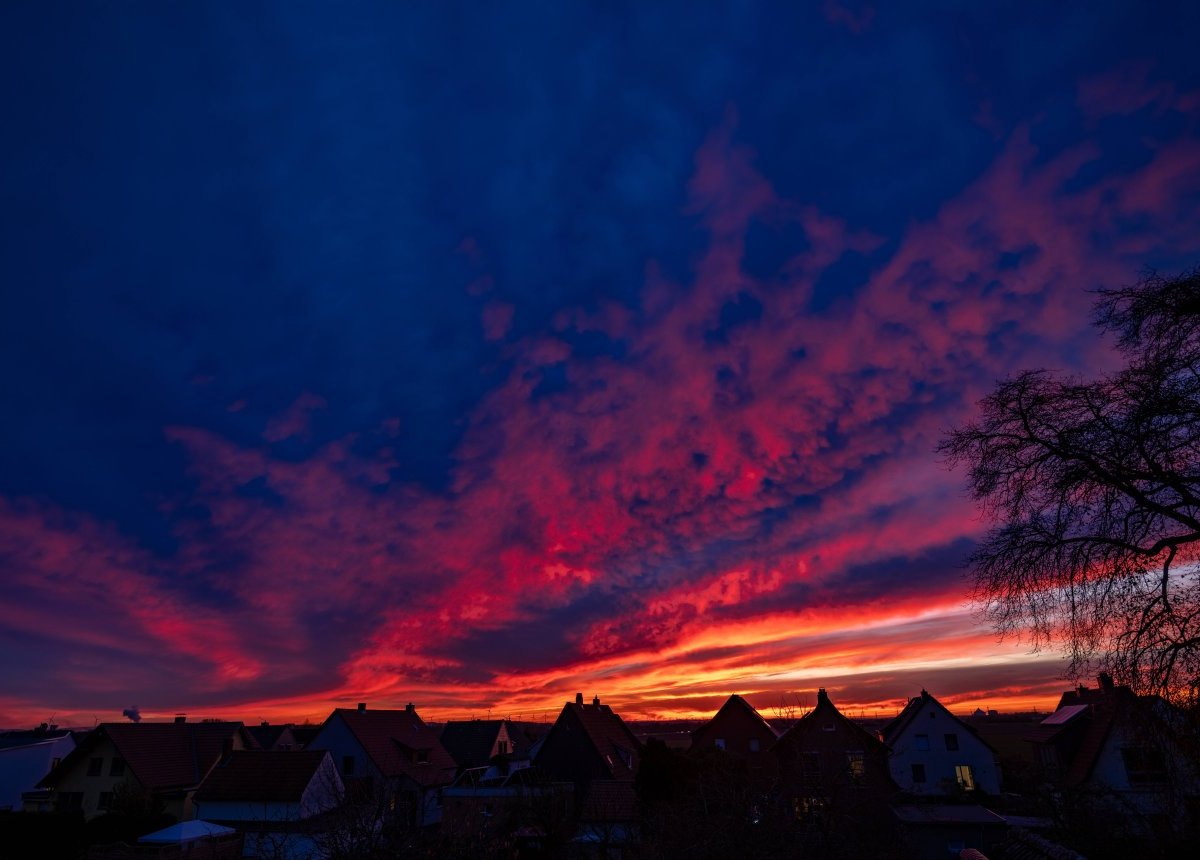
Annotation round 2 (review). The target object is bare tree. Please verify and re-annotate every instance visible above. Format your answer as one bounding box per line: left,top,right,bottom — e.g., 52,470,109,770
941,267,1200,705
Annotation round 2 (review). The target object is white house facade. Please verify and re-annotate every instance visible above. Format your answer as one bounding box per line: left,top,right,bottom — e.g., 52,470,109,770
880,690,1001,795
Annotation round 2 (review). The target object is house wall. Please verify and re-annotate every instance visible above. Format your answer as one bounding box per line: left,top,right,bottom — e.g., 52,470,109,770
299,755,343,818
308,717,439,827
691,708,779,780
308,716,383,784
888,702,1001,795
45,736,148,820
533,711,609,785
0,735,75,811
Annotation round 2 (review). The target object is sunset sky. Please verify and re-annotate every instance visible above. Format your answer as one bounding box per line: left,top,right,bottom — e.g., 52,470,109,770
3,3,1200,728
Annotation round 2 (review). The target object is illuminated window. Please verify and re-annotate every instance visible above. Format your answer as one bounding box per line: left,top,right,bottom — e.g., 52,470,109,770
944,734,959,751
846,751,865,784
914,734,930,751
955,765,975,790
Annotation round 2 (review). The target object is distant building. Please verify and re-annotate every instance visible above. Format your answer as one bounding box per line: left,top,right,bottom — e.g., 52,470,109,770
307,702,456,827
690,694,780,784
34,719,255,820
0,725,76,811
879,689,1002,795
246,722,302,752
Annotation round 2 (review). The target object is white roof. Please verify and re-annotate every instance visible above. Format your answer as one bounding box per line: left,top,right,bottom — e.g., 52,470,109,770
138,820,236,844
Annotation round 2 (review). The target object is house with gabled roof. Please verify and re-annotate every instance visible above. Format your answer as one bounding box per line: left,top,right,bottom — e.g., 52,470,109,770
307,702,456,827
773,688,897,847
247,722,302,752
440,719,516,771
534,694,641,787
194,749,342,859
1,725,76,812
35,719,255,820
879,689,1001,795
1027,674,1200,842
690,694,780,784
534,694,642,851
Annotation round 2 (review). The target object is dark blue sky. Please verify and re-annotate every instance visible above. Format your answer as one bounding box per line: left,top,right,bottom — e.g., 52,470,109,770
2,2,1199,723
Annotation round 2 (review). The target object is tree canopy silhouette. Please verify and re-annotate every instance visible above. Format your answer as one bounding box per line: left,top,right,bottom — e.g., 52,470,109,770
941,267,1200,705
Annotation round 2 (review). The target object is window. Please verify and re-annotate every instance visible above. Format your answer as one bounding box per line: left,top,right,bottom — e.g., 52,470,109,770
109,757,126,777
914,734,930,751
714,738,726,750
845,751,865,784
822,723,835,732
749,738,760,752
497,740,508,755
1121,746,1169,785
911,763,926,783
955,765,975,791
342,755,355,776
944,733,959,751
87,758,103,777
97,791,113,811
57,792,83,812
51,757,62,771
800,752,821,786
416,749,429,764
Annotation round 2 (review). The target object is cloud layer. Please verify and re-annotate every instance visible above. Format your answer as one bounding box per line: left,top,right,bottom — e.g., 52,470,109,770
2,3,1199,726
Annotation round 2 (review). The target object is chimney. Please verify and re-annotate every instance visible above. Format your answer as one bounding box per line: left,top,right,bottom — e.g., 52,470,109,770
174,714,187,724
575,693,584,706
816,688,829,706
1098,672,1114,693
592,695,600,707
405,702,415,714
260,721,269,728
357,702,366,712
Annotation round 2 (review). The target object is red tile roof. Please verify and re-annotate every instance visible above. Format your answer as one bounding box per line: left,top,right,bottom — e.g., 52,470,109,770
194,750,332,803
537,701,641,782
326,708,457,788
692,694,780,746
40,722,253,791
